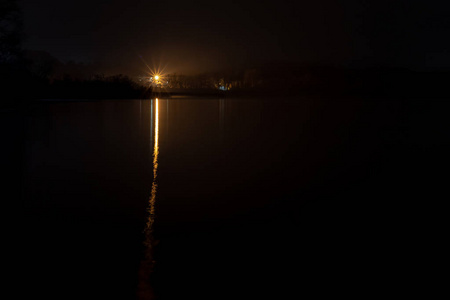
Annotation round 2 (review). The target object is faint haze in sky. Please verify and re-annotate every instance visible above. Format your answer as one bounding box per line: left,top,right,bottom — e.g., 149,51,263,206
19,0,450,75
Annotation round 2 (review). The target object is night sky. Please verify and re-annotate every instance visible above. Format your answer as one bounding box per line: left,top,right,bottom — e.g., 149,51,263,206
19,0,450,75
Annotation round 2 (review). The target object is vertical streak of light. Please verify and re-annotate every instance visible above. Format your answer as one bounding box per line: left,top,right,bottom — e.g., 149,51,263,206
147,97,158,239
138,98,159,300
150,99,154,161
153,99,159,180
148,97,159,245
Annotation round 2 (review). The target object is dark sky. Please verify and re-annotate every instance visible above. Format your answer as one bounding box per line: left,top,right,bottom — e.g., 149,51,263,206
19,0,450,75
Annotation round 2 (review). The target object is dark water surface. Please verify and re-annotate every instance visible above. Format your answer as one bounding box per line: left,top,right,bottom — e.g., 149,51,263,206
4,97,448,299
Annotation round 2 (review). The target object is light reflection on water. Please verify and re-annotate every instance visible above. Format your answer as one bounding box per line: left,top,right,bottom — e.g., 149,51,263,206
138,98,159,300
15,97,432,299
138,98,226,298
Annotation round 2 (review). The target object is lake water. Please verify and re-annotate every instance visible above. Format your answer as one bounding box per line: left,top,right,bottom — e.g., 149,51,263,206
5,97,448,299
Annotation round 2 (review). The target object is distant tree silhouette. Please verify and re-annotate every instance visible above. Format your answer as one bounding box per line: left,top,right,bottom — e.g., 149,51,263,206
0,0,23,64
24,50,62,80
48,74,151,99
0,0,29,107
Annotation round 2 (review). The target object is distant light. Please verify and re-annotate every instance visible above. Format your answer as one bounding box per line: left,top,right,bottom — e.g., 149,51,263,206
154,75,160,80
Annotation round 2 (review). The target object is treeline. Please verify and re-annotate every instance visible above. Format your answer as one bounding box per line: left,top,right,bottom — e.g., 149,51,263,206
265,65,450,98
46,74,151,99
0,1,150,108
165,64,450,98
1,50,151,106
1,61,151,106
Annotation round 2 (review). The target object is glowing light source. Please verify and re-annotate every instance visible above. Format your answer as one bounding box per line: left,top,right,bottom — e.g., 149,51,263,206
154,75,160,80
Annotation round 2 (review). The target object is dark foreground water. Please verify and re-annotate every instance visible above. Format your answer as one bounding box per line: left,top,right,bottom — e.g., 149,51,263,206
4,97,448,299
